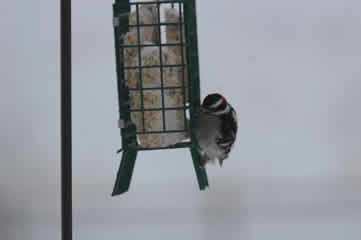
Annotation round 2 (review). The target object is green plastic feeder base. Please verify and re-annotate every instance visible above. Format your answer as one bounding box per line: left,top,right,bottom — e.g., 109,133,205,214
112,146,209,196
112,149,138,196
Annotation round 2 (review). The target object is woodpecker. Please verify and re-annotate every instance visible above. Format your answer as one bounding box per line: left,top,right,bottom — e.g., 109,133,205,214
194,93,238,167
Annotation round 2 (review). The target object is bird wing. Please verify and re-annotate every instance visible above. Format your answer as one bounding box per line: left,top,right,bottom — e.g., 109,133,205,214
217,107,238,155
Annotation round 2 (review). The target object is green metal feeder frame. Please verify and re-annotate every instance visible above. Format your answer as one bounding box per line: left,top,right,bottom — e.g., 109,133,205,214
112,0,208,196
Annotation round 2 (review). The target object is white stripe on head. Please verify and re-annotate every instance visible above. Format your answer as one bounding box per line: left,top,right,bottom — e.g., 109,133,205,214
209,98,224,109
219,142,231,147
214,104,231,115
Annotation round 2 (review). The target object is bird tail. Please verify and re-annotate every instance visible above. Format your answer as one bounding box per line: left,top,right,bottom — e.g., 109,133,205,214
200,154,210,168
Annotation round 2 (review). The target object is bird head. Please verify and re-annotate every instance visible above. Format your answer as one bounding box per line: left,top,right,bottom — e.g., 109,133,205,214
201,93,229,115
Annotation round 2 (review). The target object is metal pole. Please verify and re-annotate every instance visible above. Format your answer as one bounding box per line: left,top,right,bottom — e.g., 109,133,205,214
61,0,72,239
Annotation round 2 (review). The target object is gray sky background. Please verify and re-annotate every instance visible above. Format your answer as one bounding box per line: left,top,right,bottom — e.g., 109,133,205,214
1,0,361,239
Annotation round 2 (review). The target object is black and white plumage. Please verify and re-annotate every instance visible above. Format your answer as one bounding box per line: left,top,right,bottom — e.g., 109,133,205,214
194,93,238,167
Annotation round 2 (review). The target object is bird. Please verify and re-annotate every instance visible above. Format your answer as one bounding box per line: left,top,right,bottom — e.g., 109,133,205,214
194,93,238,167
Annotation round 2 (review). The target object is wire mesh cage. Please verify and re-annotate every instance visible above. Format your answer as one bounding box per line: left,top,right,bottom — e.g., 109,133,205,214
112,0,208,195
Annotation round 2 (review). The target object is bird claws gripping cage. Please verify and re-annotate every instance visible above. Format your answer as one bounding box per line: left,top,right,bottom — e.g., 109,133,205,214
112,0,208,196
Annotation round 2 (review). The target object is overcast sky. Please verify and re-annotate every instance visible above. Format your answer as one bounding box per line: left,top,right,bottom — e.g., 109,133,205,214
1,0,361,239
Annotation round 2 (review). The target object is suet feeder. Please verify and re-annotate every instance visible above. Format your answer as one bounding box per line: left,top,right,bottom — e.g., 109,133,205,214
112,0,208,195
